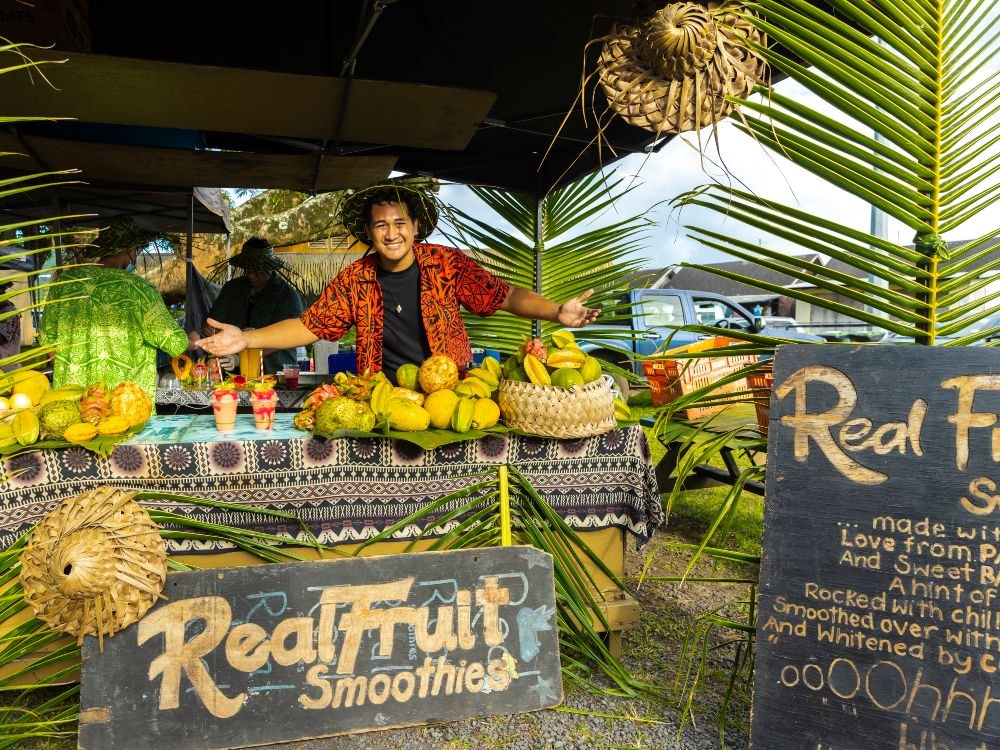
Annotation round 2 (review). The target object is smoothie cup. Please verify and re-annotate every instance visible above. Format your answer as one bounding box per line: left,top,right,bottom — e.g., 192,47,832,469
283,364,300,389
250,388,278,430
212,388,239,432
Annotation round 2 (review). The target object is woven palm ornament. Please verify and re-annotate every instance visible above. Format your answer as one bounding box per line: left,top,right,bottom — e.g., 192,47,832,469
19,486,167,648
597,1,765,134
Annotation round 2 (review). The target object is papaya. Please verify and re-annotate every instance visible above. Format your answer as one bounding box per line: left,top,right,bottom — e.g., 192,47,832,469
171,354,193,382
96,415,130,436
523,354,551,386
64,422,99,444
385,398,431,432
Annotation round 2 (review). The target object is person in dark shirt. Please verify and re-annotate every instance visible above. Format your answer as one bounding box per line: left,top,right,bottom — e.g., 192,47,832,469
205,237,306,375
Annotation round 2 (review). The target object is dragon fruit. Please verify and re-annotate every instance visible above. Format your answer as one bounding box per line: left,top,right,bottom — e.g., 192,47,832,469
517,336,549,364
303,382,341,410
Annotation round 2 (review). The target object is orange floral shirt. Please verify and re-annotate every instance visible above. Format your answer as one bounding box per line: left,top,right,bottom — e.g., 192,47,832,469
301,243,510,373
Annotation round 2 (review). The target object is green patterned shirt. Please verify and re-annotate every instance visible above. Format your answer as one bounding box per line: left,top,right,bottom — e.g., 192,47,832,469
39,266,189,403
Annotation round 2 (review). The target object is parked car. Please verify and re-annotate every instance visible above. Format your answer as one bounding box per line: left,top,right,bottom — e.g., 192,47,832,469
761,316,810,333
881,312,1000,345
575,288,824,392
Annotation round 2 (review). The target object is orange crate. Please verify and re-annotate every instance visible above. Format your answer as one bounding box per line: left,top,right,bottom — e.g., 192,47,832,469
747,364,774,434
641,337,759,419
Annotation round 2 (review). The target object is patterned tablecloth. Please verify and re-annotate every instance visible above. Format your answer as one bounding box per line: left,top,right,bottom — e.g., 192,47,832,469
0,414,663,553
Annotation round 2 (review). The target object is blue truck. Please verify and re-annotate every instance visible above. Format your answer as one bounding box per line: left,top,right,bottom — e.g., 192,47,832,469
576,288,823,393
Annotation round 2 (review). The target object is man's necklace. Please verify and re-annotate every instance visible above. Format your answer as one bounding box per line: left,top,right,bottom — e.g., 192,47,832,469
382,285,403,315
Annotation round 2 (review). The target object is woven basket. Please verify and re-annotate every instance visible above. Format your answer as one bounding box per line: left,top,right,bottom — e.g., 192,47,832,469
499,377,616,438
597,2,766,135
19,486,167,648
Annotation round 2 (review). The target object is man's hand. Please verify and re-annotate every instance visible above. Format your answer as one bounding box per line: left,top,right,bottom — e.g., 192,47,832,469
556,289,600,328
194,318,248,356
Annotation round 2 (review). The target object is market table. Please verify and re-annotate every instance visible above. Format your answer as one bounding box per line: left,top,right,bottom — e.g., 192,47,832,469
0,414,662,678
154,387,307,414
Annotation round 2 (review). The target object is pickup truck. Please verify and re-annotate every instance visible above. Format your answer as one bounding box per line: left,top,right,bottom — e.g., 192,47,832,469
576,288,824,392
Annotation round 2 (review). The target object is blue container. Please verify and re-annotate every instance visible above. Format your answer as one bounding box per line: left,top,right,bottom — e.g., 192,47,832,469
328,352,357,374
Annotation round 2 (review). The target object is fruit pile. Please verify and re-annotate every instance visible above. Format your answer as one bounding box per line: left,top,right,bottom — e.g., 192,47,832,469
500,332,631,420
0,370,152,449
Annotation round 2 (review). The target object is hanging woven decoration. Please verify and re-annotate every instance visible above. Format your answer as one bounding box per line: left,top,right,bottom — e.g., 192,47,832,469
19,486,168,649
597,1,766,134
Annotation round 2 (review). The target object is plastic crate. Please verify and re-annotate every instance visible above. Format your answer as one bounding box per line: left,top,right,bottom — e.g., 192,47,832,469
641,337,759,419
747,364,774,434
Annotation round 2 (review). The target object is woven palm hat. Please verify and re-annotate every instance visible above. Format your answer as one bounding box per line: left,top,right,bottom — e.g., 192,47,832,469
340,177,439,246
74,215,167,261
227,237,291,273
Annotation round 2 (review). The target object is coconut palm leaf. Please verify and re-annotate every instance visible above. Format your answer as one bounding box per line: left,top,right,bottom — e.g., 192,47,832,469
440,171,655,355
672,0,1000,345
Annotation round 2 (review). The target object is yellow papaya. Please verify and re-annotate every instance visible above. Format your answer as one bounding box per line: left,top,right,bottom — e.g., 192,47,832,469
96,415,130,436
451,397,475,433
386,398,431,432
12,410,40,445
171,354,193,382
64,422,99,444
369,381,393,415
480,356,502,380
550,330,578,349
523,354,551,386
547,347,587,369
465,367,499,389
471,398,500,429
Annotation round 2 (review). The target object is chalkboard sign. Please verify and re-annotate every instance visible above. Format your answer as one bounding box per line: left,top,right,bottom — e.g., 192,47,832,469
79,546,561,750
752,344,1000,750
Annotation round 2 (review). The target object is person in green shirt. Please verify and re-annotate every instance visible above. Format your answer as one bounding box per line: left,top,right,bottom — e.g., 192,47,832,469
39,219,190,404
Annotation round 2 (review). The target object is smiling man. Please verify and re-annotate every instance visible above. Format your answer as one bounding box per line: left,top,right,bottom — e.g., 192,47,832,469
196,178,600,384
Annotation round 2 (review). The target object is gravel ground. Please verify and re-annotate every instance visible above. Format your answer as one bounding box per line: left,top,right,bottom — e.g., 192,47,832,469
255,529,755,750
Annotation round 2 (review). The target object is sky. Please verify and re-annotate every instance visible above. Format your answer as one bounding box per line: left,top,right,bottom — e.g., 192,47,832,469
432,76,998,272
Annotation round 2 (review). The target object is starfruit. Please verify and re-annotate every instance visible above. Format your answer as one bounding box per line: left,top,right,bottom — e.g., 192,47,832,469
12,410,40,445
550,330,577,349
462,376,494,399
386,398,431,431
451,397,475,433
480,355,502,380
369,381,393,415
523,354,551,386
613,397,632,421
547,347,587,369
465,367,499,389
0,422,17,448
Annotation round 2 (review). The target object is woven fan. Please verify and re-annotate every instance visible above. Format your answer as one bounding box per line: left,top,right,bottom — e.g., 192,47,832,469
598,1,766,135
19,486,168,649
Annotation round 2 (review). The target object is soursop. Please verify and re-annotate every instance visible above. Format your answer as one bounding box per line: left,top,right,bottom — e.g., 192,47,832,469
38,399,84,440
314,396,375,435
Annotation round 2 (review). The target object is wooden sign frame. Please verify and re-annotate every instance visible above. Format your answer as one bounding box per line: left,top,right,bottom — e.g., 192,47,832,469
752,344,1000,749
79,546,561,750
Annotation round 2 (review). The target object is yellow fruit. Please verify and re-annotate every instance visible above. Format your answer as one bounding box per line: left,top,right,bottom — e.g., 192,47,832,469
10,392,33,410
424,389,460,430
417,355,459,393
465,367,499,389
480,356,502,380
501,356,520,378
9,370,50,405
391,386,425,406
613,397,632,421
579,356,604,384
451,397,475,433
12,410,40,445
385,398,431,431
0,395,9,412
462,376,493,399
63,422,99,444
96,415,131,436
0,422,16,448
547,347,587,369
507,367,528,383
550,330,578,349
109,381,152,427
550,368,585,388
369,381,393,415
523,354,551,386
39,385,85,406
471,398,500,429
395,363,420,391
